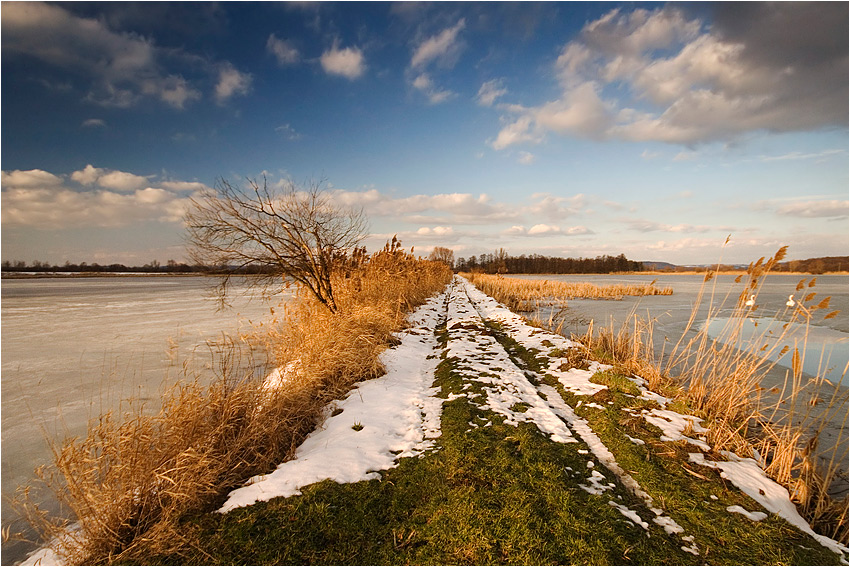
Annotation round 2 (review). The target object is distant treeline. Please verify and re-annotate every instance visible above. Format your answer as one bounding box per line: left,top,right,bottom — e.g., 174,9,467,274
0,260,278,275
776,256,849,274
455,250,643,274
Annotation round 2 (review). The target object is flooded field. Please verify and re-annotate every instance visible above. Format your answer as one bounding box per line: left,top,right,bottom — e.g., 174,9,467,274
2,276,287,563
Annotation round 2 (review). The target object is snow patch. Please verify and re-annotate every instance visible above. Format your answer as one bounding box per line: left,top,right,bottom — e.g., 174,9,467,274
727,505,768,522
219,290,448,513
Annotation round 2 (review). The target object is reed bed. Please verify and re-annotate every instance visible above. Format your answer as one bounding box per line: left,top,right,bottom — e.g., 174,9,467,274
463,272,672,313
15,238,452,564
553,247,848,543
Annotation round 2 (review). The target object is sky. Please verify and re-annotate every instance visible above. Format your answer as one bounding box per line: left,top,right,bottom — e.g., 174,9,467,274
1,1,848,266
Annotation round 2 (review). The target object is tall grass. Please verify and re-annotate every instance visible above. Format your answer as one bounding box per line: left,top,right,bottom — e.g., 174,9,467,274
471,246,848,543
15,238,452,564
463,272,672,312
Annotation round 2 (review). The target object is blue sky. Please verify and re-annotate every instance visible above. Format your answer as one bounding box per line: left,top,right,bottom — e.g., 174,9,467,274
2,2,847,266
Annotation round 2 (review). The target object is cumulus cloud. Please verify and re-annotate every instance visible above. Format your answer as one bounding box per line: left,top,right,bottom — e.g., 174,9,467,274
215,63,252,104
489,5,848,148
1,166,200,229
416,226,455,237
504,224,593,237
266,34,300,65
1,169,63,188
321,44,366,79
70,165,149,192
1,2,205,108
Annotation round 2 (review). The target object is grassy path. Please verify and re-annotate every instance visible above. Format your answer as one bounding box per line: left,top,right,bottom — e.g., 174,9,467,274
152,277,846,565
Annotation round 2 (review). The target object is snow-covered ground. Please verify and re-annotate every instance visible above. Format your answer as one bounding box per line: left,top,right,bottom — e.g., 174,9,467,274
24,276,849,564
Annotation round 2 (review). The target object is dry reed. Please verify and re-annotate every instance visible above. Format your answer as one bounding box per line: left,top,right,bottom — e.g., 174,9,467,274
566,246,848,543
463,272,672,313
14,238,452,564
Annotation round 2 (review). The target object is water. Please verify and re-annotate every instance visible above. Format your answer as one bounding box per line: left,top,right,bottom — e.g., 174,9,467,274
514,273,848,385
1,276,287,564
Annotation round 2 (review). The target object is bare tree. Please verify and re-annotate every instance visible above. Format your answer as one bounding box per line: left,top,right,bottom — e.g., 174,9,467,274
428,246,455,269
185,177,367,312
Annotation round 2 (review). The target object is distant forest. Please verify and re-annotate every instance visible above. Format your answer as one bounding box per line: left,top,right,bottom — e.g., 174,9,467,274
454,250,643,274
776,256,849,274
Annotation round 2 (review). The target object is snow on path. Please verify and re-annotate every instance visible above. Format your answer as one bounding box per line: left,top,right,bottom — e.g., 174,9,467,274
219,290,448,513
455,277,697,554
444,278,578,444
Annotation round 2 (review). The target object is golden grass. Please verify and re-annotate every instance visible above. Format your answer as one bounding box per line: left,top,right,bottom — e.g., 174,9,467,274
462,272,672,312
571,246,849,543
15,239,452,564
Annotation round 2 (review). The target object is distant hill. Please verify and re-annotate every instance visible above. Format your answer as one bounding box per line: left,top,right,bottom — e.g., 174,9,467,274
641,256,848,274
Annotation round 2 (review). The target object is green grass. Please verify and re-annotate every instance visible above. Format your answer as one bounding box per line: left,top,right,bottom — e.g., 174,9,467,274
138,317,842,565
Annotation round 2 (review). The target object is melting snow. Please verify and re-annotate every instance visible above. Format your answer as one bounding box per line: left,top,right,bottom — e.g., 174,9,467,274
219,290,448,513
689,452,849,561
727,505,768,522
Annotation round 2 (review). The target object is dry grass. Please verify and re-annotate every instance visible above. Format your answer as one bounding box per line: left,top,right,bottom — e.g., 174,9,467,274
463,272,672,313
14,238,452,564
570,246,849,543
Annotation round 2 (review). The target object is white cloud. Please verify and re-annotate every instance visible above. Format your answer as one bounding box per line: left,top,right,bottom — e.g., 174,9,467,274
528,223,561,235
82,118,106,128
625,219,711,233
758,149,845,162
408,19,466,104
411,73,454,104
1,166,208,229
266,34,300,65
503,224,593,237
410,19,466,69
2,186,190,229
321,44,365,79
416,226,455,236
1,2,203,109
774,199,849,219
491,116,541,150
1,169,63,188
70,165,148,192
487,5,848,148
70,164,102,185
215,63,252,104
96,170,150,192
477,79,507,107
158,180,211,193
